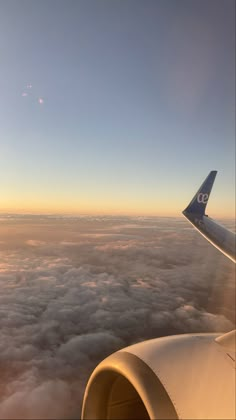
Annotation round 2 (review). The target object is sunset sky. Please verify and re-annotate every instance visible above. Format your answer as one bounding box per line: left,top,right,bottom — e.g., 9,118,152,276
0,0,235,217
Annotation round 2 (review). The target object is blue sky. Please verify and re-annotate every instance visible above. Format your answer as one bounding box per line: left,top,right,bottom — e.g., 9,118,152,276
0,0,235,216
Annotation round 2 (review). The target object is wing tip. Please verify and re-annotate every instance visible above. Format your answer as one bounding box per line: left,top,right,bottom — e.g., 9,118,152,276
183,170,217,216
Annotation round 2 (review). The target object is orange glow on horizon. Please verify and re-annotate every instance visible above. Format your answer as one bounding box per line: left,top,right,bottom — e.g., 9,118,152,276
0,197,234,219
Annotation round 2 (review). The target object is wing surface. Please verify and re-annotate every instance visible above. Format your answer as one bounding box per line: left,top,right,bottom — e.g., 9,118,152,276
183,171,235,263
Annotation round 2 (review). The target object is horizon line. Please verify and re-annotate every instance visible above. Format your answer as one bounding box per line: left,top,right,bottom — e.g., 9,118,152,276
0,210,235,221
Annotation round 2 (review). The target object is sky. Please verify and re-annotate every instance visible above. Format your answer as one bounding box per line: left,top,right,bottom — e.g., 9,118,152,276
0,215,234,418
0,0,235,217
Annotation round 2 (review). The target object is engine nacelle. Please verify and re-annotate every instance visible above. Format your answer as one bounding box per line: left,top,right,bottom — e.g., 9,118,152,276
81,332,236,420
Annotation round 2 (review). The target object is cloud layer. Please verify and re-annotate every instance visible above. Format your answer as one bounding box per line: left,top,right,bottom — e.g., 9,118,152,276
0,216,235,418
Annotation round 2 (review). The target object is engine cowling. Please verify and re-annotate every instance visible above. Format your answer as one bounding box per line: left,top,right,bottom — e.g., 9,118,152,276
81,331,236,420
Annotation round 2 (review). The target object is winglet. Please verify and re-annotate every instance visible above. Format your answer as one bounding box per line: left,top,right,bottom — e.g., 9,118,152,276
183,171,217,216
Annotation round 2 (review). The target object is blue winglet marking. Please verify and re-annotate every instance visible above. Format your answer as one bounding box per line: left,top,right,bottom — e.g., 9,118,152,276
183,171,217,216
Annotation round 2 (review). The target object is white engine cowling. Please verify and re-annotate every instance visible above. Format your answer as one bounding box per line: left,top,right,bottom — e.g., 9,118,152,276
81,332,236,420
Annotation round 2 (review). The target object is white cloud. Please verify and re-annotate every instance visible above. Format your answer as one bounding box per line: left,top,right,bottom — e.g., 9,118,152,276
0,216,234,418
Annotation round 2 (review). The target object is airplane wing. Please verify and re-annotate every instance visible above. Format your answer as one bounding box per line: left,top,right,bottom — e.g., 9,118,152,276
183,171,235,263
81,172,236,420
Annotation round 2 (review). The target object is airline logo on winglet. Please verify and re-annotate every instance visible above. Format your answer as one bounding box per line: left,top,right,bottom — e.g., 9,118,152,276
183,171,217,216
197,193,209,204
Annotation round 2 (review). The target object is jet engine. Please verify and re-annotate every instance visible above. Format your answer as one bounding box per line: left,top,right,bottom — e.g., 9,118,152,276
81,331,236,420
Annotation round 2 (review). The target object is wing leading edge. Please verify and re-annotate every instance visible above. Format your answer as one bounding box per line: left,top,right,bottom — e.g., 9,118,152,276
183,171,236,263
